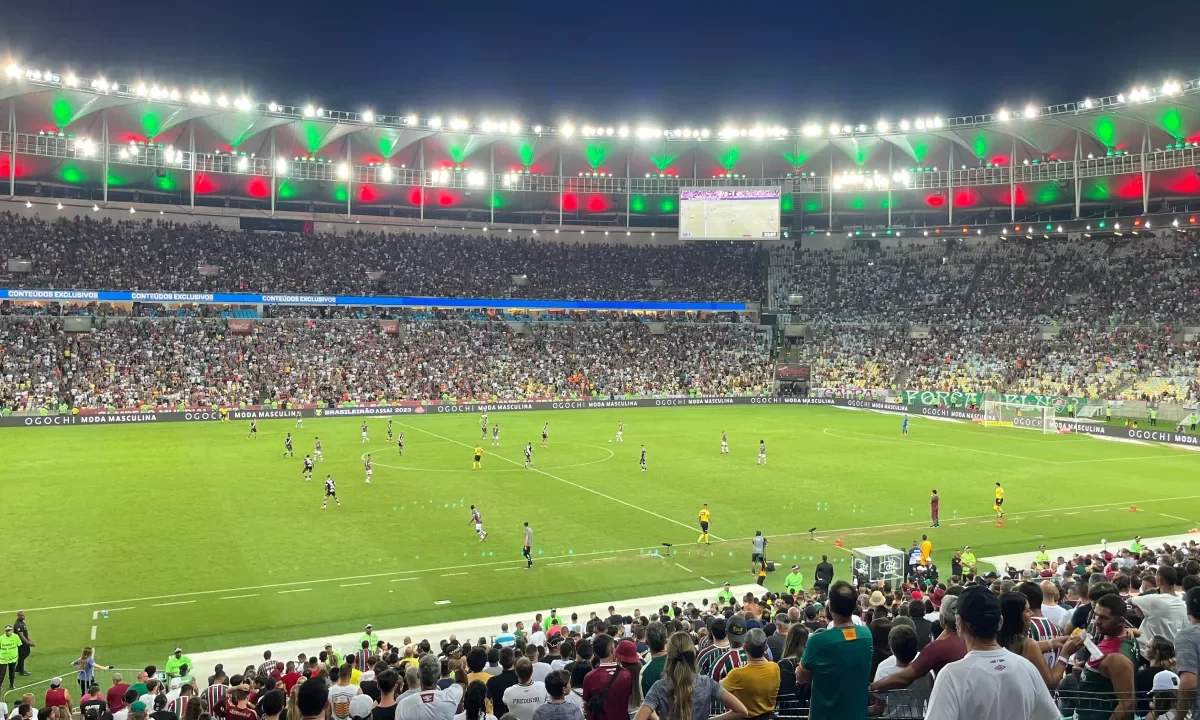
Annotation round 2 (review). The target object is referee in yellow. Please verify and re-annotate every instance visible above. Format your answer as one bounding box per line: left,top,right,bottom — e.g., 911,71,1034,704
994,482,1005,518
697,504,712,544
473,444,484,470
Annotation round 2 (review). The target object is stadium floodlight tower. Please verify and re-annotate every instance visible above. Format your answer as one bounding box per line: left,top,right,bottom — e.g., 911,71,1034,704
982,400,1057,434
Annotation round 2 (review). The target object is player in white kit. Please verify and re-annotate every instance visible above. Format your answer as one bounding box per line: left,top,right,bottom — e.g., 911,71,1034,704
481,412,489,439
615,421,624,443
364,454,372,483
721,430,729,454
360,421,368,443
757,440,767,466
314,436,323,461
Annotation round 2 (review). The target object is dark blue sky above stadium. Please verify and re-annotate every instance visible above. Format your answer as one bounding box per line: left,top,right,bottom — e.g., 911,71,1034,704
2,0,1197,125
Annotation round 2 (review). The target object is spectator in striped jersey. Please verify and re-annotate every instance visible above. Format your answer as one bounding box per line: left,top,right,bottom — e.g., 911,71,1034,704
203,669,228,719
1018,582,1062,667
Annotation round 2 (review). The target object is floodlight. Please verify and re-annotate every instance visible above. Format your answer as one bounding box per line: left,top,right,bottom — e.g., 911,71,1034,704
449,117,468,130
618,126,630,137
4,64,19,78
429,116,443,129
898,119,910,131
561,123,574,137
234,97,251,111
129,207,136,214
876,120,889,133
303,105,315,117
267,102,279,113
406,114,418,125
169,88,181,101
216,95,229,108
931,117,944,128
362,109,375,123
237,157,249,172
24,201,31,208
700,128,711,138
337,163,349,179
605,127,614,136
997,109,1010,122
135,84,148,97
275,158,288,175
1082,98,1093,109
1024,104,1037,118
64,73,78,87
533,125,543,134
56,203,62,210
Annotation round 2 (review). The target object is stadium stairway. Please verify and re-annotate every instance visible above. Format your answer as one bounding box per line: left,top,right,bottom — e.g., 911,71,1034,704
182,584,763,673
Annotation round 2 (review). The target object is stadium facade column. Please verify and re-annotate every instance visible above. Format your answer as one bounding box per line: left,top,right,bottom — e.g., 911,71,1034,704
418,137,425,222
1141,126,1150,214
188,122,195,210
1073,131,1081,218
269,127,277,216
345,137,352,218
7,101,14,198
625,149,630,229
947,144,954,226
557,147,563,227
102,109,109,206
827,153,834,229
886,144,893,227
489,142,494,225
1010,138,1017,223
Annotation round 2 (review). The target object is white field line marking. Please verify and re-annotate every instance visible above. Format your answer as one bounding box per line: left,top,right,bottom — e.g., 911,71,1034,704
1161,513,1194,522
90,625,97,641
220,594,260,600
92,610,100,620
10,493,1200,615
340,582,371,588
674,563,695,574
440,573,468,577
152,600,196,608
547,562,575,567
399,422,723,540
278,588,312,594
494,567,524,572
700,577,717,585
823,428,1200,466
1064,512,1080,515
1094,509,1110,513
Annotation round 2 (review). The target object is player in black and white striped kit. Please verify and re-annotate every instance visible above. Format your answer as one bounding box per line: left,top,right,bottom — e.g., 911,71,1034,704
282,432,294,457
302,455,314,481
247,420,257,439
397,431,404,455
492,424,500,447
480,411,489,440
364,454,373,484
524,442,533,468
387,419,393,442
640,445,647,472
322,476,340,508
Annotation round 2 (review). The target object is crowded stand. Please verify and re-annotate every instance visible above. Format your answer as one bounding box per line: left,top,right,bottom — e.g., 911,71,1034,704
0,319,773,412
0,215,762,302
11,535,1200,720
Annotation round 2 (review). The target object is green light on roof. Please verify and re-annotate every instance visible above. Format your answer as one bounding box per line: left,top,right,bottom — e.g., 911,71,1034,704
658,196,676,213
1160,107,1183,137
585,142,610,170
518,142,535,168
719,145,740,172
1045,224,1053,230
781,194,793,212
140,111,162,139
630,194,647,213
650,151,676,172
1094,116,1116,149
52,96,72,128
278,181,297,199
972,135,988,158
1099,220,1107,228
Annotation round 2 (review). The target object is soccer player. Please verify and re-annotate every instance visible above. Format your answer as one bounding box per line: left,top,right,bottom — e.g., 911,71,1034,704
283,432,294,457
247,420,257,439
314,436,323,462
492,424,500,447
364,454,372,484
615,421,624,443
473,444,484,470
541,423,549,448
322,476,340,509
993,482,1005,518
524,442,533,468
523,521,533,568
720,430,729,454
361,421,369,443
930,489,940,527
302,454,314,481
757,440,767,466
220,407,230,423
481,412,488,439
697,504,712,544
640,444,647,472
470,505,487,541
397,431,404,455
296,415,303,429
902,414,909,436
387,419,393,442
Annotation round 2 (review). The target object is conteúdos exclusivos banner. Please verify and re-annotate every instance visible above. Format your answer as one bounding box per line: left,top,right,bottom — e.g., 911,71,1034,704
4,397,1198,449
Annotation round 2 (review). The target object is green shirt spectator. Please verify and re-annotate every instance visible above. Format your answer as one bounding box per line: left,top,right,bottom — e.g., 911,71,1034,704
801,582,872,720
165,649,192,677
784,568,805,595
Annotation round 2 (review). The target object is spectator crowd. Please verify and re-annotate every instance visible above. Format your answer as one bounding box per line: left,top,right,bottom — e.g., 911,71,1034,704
0,318,773,412
0,215,762,302
11,534,1200,720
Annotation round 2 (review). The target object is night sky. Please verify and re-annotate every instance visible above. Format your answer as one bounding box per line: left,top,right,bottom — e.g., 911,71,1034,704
2,0,1198,126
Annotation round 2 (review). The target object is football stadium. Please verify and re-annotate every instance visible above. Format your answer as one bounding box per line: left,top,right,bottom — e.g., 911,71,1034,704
7,54,1200,720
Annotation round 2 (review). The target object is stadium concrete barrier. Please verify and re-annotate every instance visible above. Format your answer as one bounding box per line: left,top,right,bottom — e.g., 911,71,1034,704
5,397,1199,449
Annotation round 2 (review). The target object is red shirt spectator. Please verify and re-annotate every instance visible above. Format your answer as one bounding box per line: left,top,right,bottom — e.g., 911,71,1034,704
107,682,131,712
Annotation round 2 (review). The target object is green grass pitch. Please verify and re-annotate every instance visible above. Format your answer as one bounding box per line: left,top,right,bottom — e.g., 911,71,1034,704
8,405,1200,683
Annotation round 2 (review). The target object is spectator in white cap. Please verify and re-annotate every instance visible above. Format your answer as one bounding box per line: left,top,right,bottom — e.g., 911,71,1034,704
1149,670,1180,720
45,677,72,711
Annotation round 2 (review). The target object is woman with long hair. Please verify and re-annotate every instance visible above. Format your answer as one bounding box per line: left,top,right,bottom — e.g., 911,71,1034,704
868,618,893,680
634,632,747,720
998,591,1061,689
72,647,111,697
182,696,204,720
455,680,496,720
774,624,810,712
285,681,302,720
1136,636,1177,716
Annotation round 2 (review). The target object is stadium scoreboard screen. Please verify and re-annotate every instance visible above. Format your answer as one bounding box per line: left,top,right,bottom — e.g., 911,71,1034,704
679,187,781,240
775,364,810,381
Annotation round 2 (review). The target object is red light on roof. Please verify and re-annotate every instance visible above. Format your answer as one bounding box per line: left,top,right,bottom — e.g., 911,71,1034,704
1134,218,1143,226
935,228,941,234
962,227,969,233
1015,225,1022,232
1192,216,1198,224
